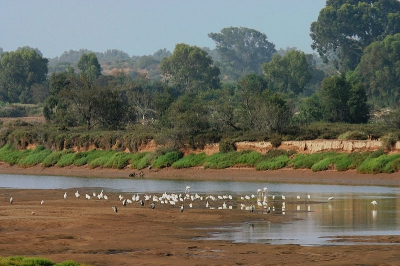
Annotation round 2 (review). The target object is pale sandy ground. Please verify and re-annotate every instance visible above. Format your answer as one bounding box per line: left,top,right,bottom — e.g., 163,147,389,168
0,164,400,265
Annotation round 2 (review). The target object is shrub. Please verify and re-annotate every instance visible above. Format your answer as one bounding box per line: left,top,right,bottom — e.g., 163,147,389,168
130,152,150,169
338,131,368,140
152,151,183,169
172,153,207,169
204,152,239,169
135,152,152,169
57,153,76,167
219,139,236,153
380,133,399,151
234,151,262,167
256,155,289,170
18,146,52,167
103,152,133,169
291,152,335,169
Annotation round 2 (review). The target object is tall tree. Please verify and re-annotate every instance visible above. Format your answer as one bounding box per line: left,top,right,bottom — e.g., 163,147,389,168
209,27,276,78
77,53,101,80
0,47,48,103
310,0,400,71
160,43,220,93
355,33,400,108
263,50,312,94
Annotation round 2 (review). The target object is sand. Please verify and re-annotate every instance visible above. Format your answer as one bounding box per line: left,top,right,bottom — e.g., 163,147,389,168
0,164,400,265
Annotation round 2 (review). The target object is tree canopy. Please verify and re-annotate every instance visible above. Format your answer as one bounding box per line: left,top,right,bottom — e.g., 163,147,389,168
263,50,312,94
160,43,220,93
310,0,400,71
208,27,276,78
356,33,400,109
0,47,48,103
77,52,102,80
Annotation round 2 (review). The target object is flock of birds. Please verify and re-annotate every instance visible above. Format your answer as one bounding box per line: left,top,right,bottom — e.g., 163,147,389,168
7,186,379,213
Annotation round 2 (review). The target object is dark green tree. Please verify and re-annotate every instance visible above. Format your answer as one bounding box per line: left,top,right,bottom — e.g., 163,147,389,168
310,0,400,71
0,47,48,103
77,53,101,80
355,33,400,108
208,27,276,78
263,50,312,94
160,43,220,93
319,73,369,123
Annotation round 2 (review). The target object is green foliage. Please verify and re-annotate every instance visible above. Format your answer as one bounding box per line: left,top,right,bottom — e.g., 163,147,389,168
291,152,336,169
57,152,76,167
204,152,240,169
311,153,341,171
256,155,289,170
219,139,236,153
152,151,183,169
42,150,69,167
135,152,152,170
0,256,85,266
18,145,52,167
103,152,133,169
172,153,207,169
357,154,400,174
380,133,399,151
87,150,116,169
338,131,368,140
234,151,262,167
130,152,150,169
310,0,400,71
209,27,276,78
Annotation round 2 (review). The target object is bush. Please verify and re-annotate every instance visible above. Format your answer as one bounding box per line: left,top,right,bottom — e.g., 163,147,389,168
219,139,236,153
172,153,207,169
57,153,76,167
152,151,183,169
103,152,133,169
234,151,262,167
204,152,239,169
338,131,368,140
18,146,52,167
130,152,150,169
380,133,399,151
256,155,289,170
135,152,152,170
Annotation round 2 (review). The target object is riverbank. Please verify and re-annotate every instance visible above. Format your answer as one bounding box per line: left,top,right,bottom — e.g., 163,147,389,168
0,162,399,187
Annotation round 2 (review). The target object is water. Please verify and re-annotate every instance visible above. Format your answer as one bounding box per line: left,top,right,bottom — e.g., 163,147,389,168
1,174,399,245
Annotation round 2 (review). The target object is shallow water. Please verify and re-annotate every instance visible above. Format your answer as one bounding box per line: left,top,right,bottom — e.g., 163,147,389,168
1,174,399,245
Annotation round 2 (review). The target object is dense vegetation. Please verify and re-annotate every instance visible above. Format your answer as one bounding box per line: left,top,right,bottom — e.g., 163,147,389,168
0,1,400,163
1,141,400,174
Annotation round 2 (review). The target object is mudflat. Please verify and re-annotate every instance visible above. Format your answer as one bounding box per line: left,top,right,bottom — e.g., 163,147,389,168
0,164,399,265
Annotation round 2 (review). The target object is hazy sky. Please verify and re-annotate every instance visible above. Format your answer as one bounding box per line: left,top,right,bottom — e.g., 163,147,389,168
1,0,326,59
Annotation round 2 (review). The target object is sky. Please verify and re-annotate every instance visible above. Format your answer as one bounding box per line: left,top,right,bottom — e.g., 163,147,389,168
0,0,327,59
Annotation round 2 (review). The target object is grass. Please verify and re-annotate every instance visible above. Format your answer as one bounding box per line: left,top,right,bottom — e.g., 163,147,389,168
256,155,290,170
357,153,400,174
0,256,87,266
130,152,150,169
103,152,133,169
152,151,183,169
18,146,52,167
172,153,207,169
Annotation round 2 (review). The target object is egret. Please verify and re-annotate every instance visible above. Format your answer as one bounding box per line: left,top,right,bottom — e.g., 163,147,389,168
112,206,118,213
206,201,209,208
122,199,127,206
85,194,91,200
282,195,286,200
104,195,108,200
189,203,193,208
222,202,227,209
151,202,155,209
328,196,334,201
75,191,80,199
10,197,13,204
297,195,300,200
185,186,190,194
266,206,271,213
371,200,377,209
41,200,44,205
180,204,184,213
63,192,67,200
307,194,311,200
139,200,144,206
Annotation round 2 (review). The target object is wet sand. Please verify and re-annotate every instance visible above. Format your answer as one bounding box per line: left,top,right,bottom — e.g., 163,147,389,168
0,164,400,265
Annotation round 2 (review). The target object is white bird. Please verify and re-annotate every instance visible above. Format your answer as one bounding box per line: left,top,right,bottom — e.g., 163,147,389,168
104,195,108,200
297,195,301,200
63,192,67,200
127,199,132,204
122,199,127,206
10,197,13,204
185,186,190,194
222,202,227,209
307,194,311,200
41,200,44,205
75,191,80,199
112,206,118,213
180,204,184,212
189,203,193,208
85,194,91,200
371,200,377,208
328,196,334,201
282,195,286,200
206,201,209,208
151,202,155,209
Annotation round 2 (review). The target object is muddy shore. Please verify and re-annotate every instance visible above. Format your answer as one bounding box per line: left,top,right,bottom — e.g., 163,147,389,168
1,164,400,265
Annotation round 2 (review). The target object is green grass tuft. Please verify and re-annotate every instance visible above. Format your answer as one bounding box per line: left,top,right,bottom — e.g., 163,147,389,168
172,153,207,169
256,155,289,170
152,151,183,169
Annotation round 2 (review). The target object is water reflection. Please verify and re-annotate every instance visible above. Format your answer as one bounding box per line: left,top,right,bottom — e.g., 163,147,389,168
1,174,399,245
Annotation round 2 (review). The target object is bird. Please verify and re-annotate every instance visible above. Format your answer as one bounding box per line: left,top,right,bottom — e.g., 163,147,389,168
10,197,13,204
151,202,155,209
139,200,144,206
75,190,80,199
307,194,311,200
328,196,334,201
122,199,127,206
112,206,118,213
282,195,286,200
371,200,377,209
297,195,301,200
250,204,255,213
63,192,67,200
180,204,184,213
40,200,44,205
266,206,271,213
185,186,190,194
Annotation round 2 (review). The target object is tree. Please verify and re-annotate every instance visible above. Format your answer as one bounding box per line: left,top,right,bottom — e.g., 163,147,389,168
160,43,220,93
77,53,101,80
319,73,369,123
0,47,48,103
310,0,400,71
263,50,312,94
209,27,276,78
355,33,400,108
